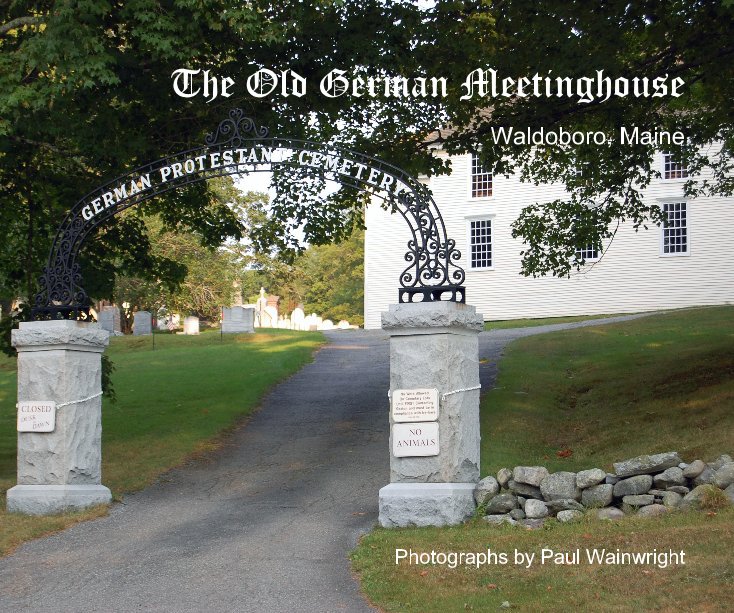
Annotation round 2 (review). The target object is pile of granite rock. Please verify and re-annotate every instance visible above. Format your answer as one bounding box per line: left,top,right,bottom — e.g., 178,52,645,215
476,451,734,528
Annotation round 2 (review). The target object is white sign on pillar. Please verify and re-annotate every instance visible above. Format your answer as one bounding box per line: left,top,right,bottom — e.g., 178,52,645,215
391,388,439,423
17,401,56,433
392,422,439,457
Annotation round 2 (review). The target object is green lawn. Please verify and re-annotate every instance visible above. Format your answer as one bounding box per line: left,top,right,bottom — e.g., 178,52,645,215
353,305,734,611
0,328,323,555
484,312,632,331
352,508,734,612
481,305,734,474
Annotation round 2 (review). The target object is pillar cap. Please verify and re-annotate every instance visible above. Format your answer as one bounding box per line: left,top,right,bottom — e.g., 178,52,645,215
381,302,484,334
12,320,110,351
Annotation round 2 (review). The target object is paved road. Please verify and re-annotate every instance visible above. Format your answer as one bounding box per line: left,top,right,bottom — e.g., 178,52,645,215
0,315,648,612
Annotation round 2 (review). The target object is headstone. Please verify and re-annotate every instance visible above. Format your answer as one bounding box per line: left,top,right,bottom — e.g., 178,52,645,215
98,306,121,335
291,305,305,330
263,296,280,329
221,306,255,334
158,314,180,331
183,316,200,335
378,301,484,528
255,288,268,328
320,319,335,330
337,320,351,330
7,320,112,514
133,310,152,336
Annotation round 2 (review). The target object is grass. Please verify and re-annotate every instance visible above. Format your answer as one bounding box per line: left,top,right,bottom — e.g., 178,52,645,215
484,312,631,331
480,305,734,474
352,305,734,611
352,508,734,612
0,328,323,556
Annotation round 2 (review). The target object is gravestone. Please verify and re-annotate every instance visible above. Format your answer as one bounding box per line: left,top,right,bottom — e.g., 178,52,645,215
183,316,200,335
261,294,279,328
255,287,271,327
291,305,305,330
158,314,181,331
133,310,152,336
378,301,483,527
6,320,112,514
221,306,255,334
98,306,121,335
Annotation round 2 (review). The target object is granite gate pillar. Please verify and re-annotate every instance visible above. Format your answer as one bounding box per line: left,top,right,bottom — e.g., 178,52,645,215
379,301,483,527
6,320,112,515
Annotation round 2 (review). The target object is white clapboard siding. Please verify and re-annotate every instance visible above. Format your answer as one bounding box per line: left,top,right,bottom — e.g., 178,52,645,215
364,149,734,329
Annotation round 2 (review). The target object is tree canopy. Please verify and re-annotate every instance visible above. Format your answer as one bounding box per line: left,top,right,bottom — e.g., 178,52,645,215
0,0,434,306
429,0,734,276
245,229,365,327
1,0,732,309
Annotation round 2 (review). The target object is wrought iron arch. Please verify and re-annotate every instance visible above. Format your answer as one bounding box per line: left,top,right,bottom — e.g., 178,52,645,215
34,109,465,319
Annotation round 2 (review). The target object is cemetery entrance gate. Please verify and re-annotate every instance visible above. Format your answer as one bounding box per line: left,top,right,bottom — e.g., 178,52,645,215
9,110,483,527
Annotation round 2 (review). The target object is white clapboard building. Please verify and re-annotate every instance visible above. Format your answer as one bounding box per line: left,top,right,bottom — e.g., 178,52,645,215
364,148,734,329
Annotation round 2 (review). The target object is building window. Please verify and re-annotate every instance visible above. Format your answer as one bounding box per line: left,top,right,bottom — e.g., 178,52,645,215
575,244,599,261
468,218,492,268
471,153,493,198
574,162,591,179
663,153,688,180
662,202,688,254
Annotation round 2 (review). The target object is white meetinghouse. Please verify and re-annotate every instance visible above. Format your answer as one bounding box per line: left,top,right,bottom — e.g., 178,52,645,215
363,147,734,329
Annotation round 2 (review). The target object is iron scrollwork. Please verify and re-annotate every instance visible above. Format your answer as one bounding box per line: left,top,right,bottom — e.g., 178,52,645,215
33,111,465,319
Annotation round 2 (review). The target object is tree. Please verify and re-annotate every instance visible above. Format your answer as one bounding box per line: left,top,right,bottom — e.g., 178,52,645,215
300,230,364,327
239,225,364,325
251,0,734,277
0,1,269,302
2,0,732,301
113,226,238,322
417,0,734,277
112,183,269,320
0,1,435,305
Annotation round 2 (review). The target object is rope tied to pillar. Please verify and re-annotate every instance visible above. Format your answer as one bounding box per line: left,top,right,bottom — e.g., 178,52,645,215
57,391,103,408
440,385,481,401
16,391,105,410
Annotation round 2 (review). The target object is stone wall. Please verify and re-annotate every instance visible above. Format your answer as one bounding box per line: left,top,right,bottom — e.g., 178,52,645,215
476,452,734,528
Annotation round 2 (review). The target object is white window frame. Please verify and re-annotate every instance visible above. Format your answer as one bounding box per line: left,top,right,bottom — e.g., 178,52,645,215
575,244,600,263
659,201,691,257
662,152,688,181
466,215,495,270
468,153,493,199
574,162,591,180
572,209,602,263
